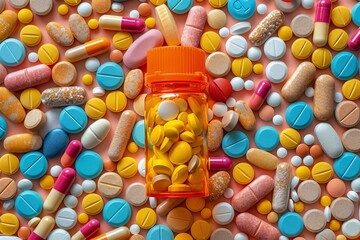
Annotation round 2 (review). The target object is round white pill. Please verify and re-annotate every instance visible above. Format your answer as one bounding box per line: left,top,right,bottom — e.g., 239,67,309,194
77,2,92,17
149,197,157,208
55,208,77,230
231,77,245,91
93,87,105,97
212,102,228,117
305,87,314,97
226,97,236,108
212,202,234,225
64,195,78,208
247,47,262,61
351,178,360,192
291,156,302,167
138,158,146,177
85,57,100,72
347,191,359,202
158,100,179,121
279,236,289,240
112,3,124,12
342,219,360,239
277,147,288,158
50,165,62,177
225,35,247,58
82,180,96,193
303,155,314,166
272,114,283,125
208,108,214,121
257,3,267,14
302,0,314,9
18,179,33,191
288,199,294,212
304,134,315,145
244,80,254,90
3,199,14,210
267,92,281,107
223,188,234,198
28,52,38,63
130,224,141,235
266,61,288,83
291,176,300,189
291,189,299,202
234,232,249,240
219,27,229,38
264,37,286,60
48,229,71,240
70,183,83,197
334,92,343,103
129,10,140,18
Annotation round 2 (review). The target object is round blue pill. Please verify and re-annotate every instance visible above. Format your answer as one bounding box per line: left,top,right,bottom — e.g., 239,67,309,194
0,116,7,140
147,225,174,240
59,106,88,134
334,152,360,181
222,130,249,158
278,212,304,237
331,52,359,81
103,198,131,227
132,120,145,148
20,152,48,179
285,101,313,129
228,0,256,20
168,0,193,14
43,128,69,158
75,151,103,179
15,190,43,218
96,62,124,90
352,3,360,27
0,38,26,67
254,126,279,151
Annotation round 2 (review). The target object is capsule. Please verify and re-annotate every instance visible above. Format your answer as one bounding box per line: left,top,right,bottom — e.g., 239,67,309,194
99,15,145,33
90,227,130,240
71,219,100,240
61,140,83,167
313,0,332,47
28,216,55,240
348,27,360,51
43,168,76,213
234,101,256,131
272,163,291,214
41,86,87,107
208,157,232,171
65,37,110,62
249,80,271,111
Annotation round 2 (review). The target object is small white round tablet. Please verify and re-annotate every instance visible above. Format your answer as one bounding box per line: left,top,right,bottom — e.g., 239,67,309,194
266,61,288,83
212,102,228,117
302,0,314,9
158,100,179,121
291,156,302,167
277,147,288,158
223,188,234,198
93,87,105,97
226,97,236,108
82,180,96,193
64,195,78,208
212,202,234,225
234,232,249,240
347,191,359,202
304,134,315,145
267,92,281,107
264,37,286,60
77,2,92,17
219,27,229,38
129,10,140,18
247,47,262,61
112,3,124,12
257,4,267,14
342,219,360,239
138,158,146,177
272,114,283,125
3,199,15,210
230,22,251,35
291,176,300,189
244,80,254,90
28,52,38,63
225,36,247,58
334,92,343,103
231,77,245,91
18,179,33,191
130,224,141,235
291,189,299,202
85,57,100,72
48,229,71,240
50,165,62,177
208,108,214,121
303,155,314,166
55,208,77,230
305,87,314,97
70,183,83,197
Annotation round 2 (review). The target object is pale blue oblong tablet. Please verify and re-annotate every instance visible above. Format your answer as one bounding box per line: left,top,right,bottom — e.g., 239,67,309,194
0,38,26,67
278,212,304,237
75,151,103,179
96,62,124,90
222,130,249,158
103,198,131,227
228,0,256,20
254,126,279,151
147,225,174,240
168,0,193,14
132,120,145,148
15,190,43,218
20,152,48,179
59,106,88,134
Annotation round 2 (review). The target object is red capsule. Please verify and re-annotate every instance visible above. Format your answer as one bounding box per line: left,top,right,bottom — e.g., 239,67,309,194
61,140,82,167
209,157,232,171
348,27,360,51
249,80,272,111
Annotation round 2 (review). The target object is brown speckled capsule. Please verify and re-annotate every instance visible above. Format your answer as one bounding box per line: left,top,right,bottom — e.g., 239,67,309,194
249,10,285,46
41,86,87,107
272,163,291,214
314,74,335,121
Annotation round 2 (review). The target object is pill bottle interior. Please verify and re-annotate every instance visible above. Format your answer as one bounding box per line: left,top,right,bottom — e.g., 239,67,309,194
144,46,209,198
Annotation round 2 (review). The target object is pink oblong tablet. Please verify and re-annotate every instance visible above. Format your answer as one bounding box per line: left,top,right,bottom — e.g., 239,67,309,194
4,64,51,91
231,175,274,212
123,29,164,69
236,212,281,240
181,6,207,47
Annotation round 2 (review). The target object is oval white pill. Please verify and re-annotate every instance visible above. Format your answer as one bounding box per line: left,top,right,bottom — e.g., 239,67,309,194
28,52,38,63
291,189,299,202
257,4,267,14
324,206,331,222
234,232,249,240
130,224,141,235
18,179,33,191
302,0,314,9
48,229,71,240
303,155,314,166
230,22,251,35
50,165,62,177
244,80,254,90
219,27,229,38
226,97,236,108
288,199,294,212
304,134,315,145
291,176,300,189
138,158,146,177
64,195,78,208
3,199,15,210
55,208,77,230
112,3,124,12
149,197,157,208
224,188,234,198
334,92,343,103
85,57,100,72
347,191,359,202
264,37,286,60
129,10,140,18
342,219,360,239
351,178,360,192
277,147,287,158
93,87,105,97
212,202,234,225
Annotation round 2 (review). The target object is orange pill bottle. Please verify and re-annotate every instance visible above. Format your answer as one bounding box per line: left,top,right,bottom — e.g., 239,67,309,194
144,46,209,198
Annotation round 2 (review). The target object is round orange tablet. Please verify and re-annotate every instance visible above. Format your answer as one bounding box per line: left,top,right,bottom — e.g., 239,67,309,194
310,145,323,159
296,143,310,158
138,3,152,17
103,158,117,172
18,226,31,239
326,178,346,198
109,50,123,63
258,105,274,122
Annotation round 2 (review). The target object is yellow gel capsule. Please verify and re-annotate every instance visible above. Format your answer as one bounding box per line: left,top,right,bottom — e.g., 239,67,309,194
342,79,360,100
312,48,332,69
18,9,33,24
58,4,69,15
253,63,263,74
200,31,221,53
38,44,59,65
320,195,332,207
233,162,254,184
78,213,89,224
232,57,253,78
127,142,139,153
294,201,304,213
82,74,93,85
329,219,341,231
200,208,212,219
291,38,313,60
88,19,99,29
112,32,133,51
145,17,156,28
328,29,348,51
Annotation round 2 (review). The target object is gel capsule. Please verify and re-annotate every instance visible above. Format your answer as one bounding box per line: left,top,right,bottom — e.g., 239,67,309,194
28,216,55,240
43,168,76,213
61,140,82,167
313,0,332,47
91,226,130,240
208,157,232,171
71,219,100,240
65,37,110,62
249,80,271,111
348,27,360,51
99,15,145,33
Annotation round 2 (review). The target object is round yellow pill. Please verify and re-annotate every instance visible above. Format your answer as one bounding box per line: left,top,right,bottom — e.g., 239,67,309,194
58,4,69,15
78,213,89,224
171,165,188,184
200,31,221,53
278,26,293,41
253,63,263,74
328,29,348,51
187,113,202,136
320,195,332,207
18,9,33,24
164,126,179,139
117,157,138,178
0,213,19,235
175,233,194,240
153,158,174,176
232,57,253,78
169,141,192,165
39,175,54,190
145,17,156,28
186,197,205,212
291,38,313,60
82,194,104,215
151,125,165,147
200,208,212,219
85,98,107,120
165,120,185,132
331,6,351,27
296,166,311,180
150,0,167,5
20,25,42,47
233,162,254,185
136,208,157,229
127,142,139,153
38,44,59,65
280,128,301,150
113,32,133,51
329,219,341,231
294,201,304,213
256,199,272,215
336,235,347,240
191,220,211,240
20,88,41,110
0,154,19,175
82,74,93,85
208,0,227,8
64,0,81,6
267,211,279,223
342,78,360,100
312,48,332,69
88,19,99,30
168,183,191,192
311,162,333,184
106,91,127,112
180,131,195,143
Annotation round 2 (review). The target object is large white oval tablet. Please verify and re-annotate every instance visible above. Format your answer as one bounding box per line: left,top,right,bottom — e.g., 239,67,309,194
314,122,343,159
81,118,111,149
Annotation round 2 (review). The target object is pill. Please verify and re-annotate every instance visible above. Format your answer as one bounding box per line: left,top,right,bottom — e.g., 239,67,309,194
342,78,360,100
181,6,207,47
65,37,110,63
207,120,223,152
28,216,55,240
348,27,360,51
68,14,91,43
297,180,321,204
124,69,143,99
81,119,111,149
249,80,271,111
43,128,69,158
246,148,279,170
315,123,344,158
342,128,360,152
52,61,77,86
331,52,359,80
0,10,18,42
55,208,77,230
327,178,345,197
303,209,327,233
234,101,256,131
208,171,230,202
41,86,87,107
313,74,335,121
206,52,231,78
200,31,221,53
312,48,332,69
166,207,193,233
46,22,74,47
328,29,349,51
291,14,314,37
233,163,254,185
155,4,180,46
91,227,130,240
342,219,360,239
272,163,291,214
72,219,100,240
330,197,354,221
335,101,360,128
